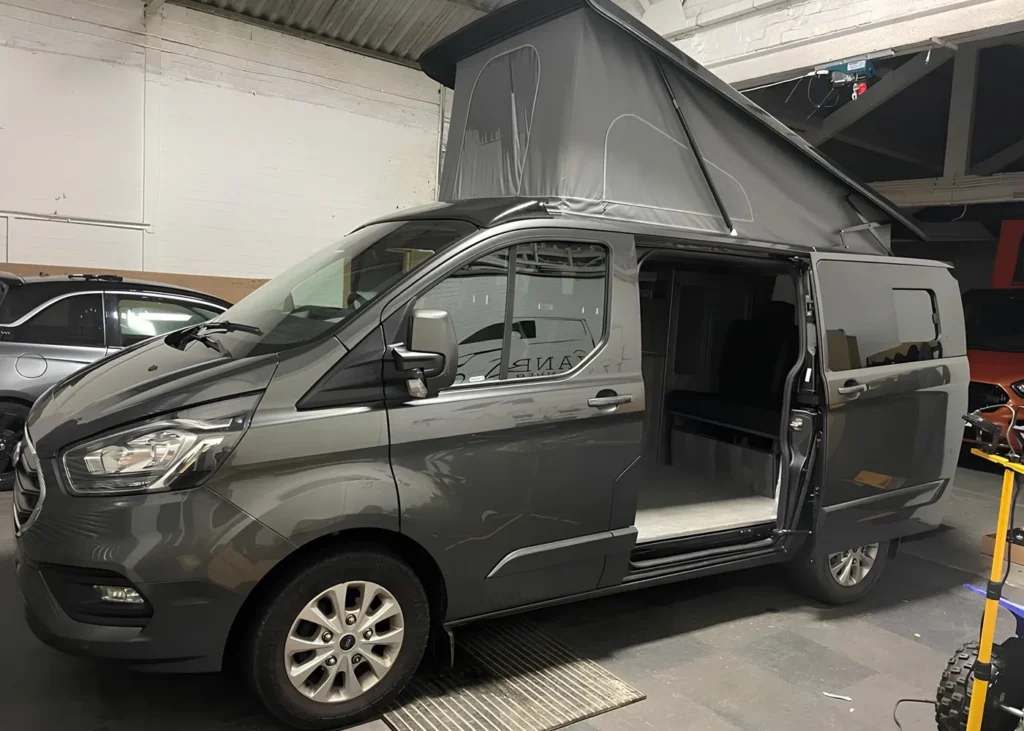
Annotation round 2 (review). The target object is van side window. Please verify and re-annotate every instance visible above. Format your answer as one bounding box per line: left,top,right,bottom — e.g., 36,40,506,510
506,243,607,378
416,249,510,385
414,242,609,386
817,261,941,370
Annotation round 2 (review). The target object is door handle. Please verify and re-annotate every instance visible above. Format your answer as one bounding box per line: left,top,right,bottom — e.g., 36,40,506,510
837,382,868,396
588,393,632,408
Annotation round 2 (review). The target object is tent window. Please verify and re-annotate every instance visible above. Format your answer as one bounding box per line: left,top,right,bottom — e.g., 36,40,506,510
456,46,540,198
604,114,720,222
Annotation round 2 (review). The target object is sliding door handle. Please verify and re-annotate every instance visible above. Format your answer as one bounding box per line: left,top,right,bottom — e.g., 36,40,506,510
837,382,868,396
588,393,633,409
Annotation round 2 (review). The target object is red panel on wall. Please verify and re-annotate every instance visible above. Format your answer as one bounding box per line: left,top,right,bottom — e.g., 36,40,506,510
993,221,1024,288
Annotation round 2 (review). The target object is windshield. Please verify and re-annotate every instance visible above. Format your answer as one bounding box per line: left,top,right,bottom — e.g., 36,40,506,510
204,219,476,357
963,289,1024,353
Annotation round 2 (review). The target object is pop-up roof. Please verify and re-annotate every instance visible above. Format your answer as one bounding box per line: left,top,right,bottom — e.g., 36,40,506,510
421,0,923,253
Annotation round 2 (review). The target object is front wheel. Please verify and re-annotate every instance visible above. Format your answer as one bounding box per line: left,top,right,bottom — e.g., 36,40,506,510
243,547,430,730
789,540,889,604
0,401,29,493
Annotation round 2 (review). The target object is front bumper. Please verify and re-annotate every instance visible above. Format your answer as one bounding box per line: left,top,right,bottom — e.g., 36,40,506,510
16,549,236,672
14,477,293,672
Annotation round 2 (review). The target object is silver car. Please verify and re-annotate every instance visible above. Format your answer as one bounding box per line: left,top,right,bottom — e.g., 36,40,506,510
0,272,228,489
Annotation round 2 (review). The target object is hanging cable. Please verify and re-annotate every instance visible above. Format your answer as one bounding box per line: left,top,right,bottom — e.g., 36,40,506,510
892,698,935,730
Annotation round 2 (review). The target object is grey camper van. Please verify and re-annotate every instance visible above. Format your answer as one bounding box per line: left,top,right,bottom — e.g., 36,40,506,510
13,1,966,729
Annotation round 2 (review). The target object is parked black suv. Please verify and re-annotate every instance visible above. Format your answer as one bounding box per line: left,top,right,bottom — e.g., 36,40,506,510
0,272,229,489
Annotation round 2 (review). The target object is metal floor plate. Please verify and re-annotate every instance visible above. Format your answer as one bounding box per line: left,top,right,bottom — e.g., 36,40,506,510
383,618,645,731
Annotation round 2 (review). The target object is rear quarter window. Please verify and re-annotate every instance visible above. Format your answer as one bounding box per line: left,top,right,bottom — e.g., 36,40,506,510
816,260,947,371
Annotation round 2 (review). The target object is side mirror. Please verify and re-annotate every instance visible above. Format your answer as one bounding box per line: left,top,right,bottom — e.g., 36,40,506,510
390,309,458,399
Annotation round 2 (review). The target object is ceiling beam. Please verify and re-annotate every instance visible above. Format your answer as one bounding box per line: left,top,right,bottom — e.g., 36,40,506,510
804,49,953,147
913,220,996,242
764,110,940,171
943,44,979,177
870,171,1024,206
971,29,1024,49
972,138,1024,175
827,135,941,172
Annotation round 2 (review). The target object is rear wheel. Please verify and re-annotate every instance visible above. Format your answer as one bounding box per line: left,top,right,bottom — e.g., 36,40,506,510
0,401,29,493
789,540,889,604
243,547,430,730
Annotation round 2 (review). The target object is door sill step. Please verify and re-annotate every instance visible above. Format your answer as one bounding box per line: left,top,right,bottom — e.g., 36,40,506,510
629,523,776,570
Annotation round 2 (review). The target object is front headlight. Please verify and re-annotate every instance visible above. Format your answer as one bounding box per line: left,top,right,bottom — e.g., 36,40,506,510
62,395,258,496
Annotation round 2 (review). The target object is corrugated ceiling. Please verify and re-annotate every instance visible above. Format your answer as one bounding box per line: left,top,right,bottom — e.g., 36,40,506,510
176,0,519,65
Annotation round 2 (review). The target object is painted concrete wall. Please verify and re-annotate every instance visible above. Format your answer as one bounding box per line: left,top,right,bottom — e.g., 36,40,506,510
0,0,443,279
644,0,1024,85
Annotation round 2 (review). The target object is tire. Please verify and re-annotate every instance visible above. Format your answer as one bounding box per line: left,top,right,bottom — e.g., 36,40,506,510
243,546,430,730
936,640,1024,731
0,400,29,493
789,540,889,605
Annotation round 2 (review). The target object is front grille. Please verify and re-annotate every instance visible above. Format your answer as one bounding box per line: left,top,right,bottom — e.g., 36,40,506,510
968,381,1010,414
13,433,44,536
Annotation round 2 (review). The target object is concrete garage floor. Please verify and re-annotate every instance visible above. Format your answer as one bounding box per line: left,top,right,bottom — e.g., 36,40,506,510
3,465,1023,731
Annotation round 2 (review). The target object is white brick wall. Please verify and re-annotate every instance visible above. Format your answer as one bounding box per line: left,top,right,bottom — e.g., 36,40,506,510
644,0,1024,85
0,0,443,279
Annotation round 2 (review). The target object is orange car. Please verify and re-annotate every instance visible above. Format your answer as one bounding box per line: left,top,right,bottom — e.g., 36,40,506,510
963,288,1024,449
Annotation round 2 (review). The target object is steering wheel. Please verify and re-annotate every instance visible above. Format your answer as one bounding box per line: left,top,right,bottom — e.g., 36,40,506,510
347,292,370,309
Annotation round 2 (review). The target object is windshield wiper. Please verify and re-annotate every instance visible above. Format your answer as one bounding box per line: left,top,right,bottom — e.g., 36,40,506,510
166,320,262,351
196,320,263,336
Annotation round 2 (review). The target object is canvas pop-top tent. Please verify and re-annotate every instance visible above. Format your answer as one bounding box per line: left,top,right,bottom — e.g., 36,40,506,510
420,0,925,254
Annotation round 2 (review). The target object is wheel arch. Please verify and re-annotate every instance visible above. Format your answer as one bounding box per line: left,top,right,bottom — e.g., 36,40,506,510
224,527,448,667
0,393,34,409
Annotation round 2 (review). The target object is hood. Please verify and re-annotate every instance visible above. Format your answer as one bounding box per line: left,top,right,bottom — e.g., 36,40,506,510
27,337,278,458
967,349,1024,389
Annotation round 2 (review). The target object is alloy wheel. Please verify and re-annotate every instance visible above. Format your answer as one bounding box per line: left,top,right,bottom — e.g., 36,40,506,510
828,544,879,586
283,581,405,703
0,411,25,489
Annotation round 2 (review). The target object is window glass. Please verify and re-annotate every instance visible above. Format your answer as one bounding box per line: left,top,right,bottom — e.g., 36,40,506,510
817,262,940,370
416,249,510,385
414,242,609,388
204,220,475,358
13,294,104,347
505,243,607,378
117,297,220,346
894,289,937,343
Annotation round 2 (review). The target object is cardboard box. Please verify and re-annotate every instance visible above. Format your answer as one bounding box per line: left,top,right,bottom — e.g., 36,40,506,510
981,533,1024,567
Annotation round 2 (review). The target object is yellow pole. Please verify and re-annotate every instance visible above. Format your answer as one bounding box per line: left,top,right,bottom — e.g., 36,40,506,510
966,466,1017,731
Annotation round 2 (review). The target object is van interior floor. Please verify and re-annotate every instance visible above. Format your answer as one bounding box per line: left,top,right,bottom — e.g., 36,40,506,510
631,254,800,546
633,464,776,543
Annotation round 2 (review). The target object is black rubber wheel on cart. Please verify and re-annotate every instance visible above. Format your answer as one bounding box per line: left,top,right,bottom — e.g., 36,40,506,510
936,638,1024,731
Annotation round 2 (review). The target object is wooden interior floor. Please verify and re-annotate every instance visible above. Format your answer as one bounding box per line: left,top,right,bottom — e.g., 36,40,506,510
634,470,776,544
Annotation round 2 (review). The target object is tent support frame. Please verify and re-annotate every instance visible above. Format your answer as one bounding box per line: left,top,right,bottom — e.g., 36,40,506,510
653,56,736,237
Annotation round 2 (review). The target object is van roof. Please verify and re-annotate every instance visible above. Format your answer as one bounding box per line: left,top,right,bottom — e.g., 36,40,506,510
420,0,925,244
